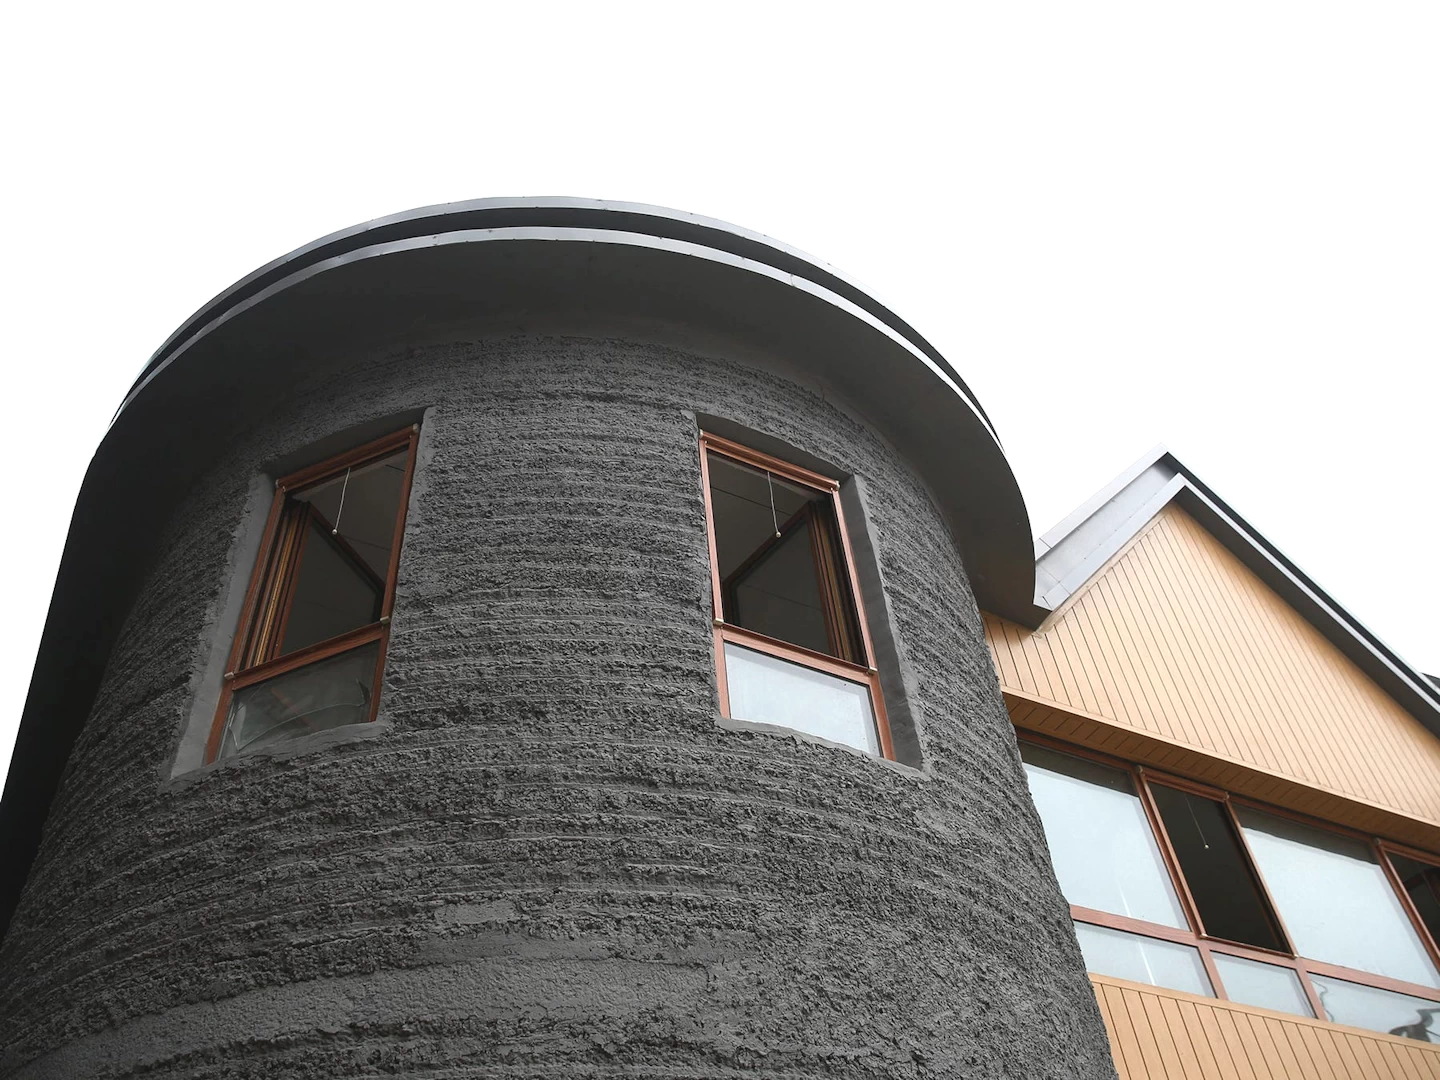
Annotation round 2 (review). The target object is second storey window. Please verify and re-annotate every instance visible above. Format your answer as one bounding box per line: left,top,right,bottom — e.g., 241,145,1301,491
1019,736,1440,1041
207,427,418,762
699,432,893,758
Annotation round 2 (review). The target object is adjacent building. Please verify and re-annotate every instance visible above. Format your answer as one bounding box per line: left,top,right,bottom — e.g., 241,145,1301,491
0,199,1436,1079
988,449,1440,1077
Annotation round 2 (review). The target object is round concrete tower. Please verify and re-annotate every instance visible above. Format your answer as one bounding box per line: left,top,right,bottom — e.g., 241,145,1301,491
0,200,1116,1078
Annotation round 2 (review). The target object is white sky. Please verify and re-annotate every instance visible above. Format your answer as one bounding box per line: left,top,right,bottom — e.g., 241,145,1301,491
2,4,1437,785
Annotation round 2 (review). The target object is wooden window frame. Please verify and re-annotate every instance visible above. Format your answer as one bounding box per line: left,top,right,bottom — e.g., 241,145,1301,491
699,432,894,760
205,426,420,763
1019,729,1440,1024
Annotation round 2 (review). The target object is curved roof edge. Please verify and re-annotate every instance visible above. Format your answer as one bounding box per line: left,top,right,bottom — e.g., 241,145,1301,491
122,197,999,441
1024,445,1440,735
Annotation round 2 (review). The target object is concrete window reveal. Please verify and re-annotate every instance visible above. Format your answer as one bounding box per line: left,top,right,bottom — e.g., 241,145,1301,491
699,431,894,758
204,426,420,762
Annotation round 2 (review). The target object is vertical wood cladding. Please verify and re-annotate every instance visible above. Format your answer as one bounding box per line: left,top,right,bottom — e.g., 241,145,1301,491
0,338,1115,1079
1091,975,1440,1080
985,503,1440,830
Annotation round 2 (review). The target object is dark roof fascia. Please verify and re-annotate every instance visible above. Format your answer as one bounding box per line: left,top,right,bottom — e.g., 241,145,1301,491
119,197,999,443
1026,446,1440,736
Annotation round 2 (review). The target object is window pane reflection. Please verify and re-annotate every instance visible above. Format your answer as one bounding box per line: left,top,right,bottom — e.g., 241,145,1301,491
1237,807,1440,988
1020,744,1188,929
1073,922,1213,997
222,643,380,757
1210,953,1312,1018
1310,974,1440,1042
723,643,878,754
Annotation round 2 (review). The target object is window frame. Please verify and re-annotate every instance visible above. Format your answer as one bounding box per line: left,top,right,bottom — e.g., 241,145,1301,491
1019,730,1440,1023
205,426,419,763
698,431,894,760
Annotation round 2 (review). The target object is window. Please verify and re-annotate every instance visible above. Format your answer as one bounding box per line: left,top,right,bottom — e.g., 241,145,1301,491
206,427,418,762
1235,807,1439,989
1019,735,1440,1041
699,432,892,757
1384,850,1440,948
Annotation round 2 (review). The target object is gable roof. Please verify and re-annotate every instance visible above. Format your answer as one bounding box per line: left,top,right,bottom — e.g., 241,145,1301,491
1020,446,1440,737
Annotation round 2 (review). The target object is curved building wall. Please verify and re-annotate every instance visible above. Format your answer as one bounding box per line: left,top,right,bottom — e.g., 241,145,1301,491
0,335,1115,1078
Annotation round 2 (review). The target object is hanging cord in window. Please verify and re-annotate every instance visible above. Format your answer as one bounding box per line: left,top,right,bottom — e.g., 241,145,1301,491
1185,794,1210,850
766,470,781,539
331,467,352,537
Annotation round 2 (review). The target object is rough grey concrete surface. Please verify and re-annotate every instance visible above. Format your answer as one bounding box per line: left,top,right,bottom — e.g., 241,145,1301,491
0,337,1117,1079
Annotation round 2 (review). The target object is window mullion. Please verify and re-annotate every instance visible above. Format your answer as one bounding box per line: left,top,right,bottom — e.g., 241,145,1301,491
827,485,878,673
266,504,316,663
243,504,304,668
1195,941,1226,1001
1293,964,1329,1022
697,444,726,625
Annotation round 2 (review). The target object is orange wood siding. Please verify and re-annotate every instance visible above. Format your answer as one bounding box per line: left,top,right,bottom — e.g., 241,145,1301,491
986,502,1440,837
1091,975,1440,1080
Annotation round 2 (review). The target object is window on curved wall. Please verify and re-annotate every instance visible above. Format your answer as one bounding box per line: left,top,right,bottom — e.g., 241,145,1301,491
700,432,892,758
208,428,418,761
1017,735,1440,1039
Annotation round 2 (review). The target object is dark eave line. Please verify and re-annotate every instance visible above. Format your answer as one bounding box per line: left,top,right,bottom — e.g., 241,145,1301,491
120,197,997,443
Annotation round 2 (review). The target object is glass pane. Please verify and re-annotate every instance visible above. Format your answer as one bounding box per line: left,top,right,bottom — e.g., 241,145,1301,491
222,642,380,757
297,448,408,577
1150,784,1284,950
1073,922,1214,996
723,642,878,754
1237,807,1440,988
1020,743,1189,929
1211,952,1312,1017
1389,853,1440,950
277,448,408,655
707,454,859,660
1310,974,1440,1042
730,517,831,654
279,519,384,654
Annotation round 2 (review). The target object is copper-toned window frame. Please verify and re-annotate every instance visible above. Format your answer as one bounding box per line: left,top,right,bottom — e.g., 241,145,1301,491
698,431,894,760
1019,730,1440,1024
205,426,420,763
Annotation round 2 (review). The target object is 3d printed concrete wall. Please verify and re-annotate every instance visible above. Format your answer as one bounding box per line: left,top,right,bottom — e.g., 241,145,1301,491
0,202,1117,1079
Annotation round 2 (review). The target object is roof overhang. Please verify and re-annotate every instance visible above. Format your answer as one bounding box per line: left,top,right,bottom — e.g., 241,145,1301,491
1025,446,1440,735
1,198,1035,937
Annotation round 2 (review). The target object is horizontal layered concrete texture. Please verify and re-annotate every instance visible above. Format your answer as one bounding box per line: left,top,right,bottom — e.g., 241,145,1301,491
0,336,1116,1079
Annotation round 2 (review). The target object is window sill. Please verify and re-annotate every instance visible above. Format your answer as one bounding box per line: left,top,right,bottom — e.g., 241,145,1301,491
166,718,390,787
713,714,928,780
